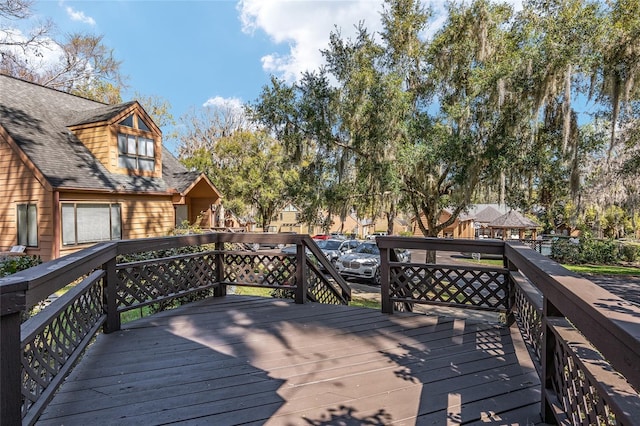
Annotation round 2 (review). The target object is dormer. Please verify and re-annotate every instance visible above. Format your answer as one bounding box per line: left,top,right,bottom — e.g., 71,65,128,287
67,102,163,178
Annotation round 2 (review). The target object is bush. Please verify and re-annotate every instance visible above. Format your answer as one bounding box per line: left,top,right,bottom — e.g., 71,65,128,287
0,255,42,277
551,236,621,265
620,242,640,263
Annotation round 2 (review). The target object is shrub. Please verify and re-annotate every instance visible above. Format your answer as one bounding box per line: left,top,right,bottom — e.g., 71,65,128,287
551,238,582,264
0,255,42,277
551,236,620,265
620,242,640,263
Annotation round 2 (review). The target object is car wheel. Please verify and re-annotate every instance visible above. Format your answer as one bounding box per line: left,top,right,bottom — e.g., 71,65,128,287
371,268,381,285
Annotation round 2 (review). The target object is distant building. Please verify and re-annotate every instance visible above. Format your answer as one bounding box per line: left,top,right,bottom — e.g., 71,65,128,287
0,75,221,260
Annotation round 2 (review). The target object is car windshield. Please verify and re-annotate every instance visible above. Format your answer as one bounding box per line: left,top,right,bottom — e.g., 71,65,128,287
316,239,342,250
355,243,379,255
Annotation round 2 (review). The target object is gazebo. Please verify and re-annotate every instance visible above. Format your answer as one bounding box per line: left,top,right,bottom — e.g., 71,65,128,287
488,210,540,240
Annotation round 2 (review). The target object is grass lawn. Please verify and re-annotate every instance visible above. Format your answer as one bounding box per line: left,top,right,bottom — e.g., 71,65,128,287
562,264,640,276
469,257,640,276
349,297,381,309
232,285,382,309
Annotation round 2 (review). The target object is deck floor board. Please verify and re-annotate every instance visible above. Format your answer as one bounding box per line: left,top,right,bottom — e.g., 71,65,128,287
37,295,543,425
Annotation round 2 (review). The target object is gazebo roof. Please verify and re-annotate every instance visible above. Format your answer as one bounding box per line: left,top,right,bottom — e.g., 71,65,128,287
489,210,539,229
474,206,505,224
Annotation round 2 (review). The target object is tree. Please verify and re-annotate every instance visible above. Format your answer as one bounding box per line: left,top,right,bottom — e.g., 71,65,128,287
1,2,126,103
134,92,177,140
177,101,249,160
212,131,301,231
1,0,52,74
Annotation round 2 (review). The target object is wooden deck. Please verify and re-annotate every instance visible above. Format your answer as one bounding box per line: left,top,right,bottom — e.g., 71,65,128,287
37,296,543,425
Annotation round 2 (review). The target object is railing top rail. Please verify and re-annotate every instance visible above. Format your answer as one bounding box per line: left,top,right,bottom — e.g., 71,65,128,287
505,241,640,390
301,235,351,299
376,236,505,255
115,232,309,256
0,242,118,312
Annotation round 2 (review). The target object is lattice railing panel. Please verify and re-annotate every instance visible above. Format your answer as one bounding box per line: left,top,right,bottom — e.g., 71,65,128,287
307,264,346,305
116,252,216,309
389,264,509,311
514,283,542,367
550,326,617,425
21,274,104,418
223,253,297,287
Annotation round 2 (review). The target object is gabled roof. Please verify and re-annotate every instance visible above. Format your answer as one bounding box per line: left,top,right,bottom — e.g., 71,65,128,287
0,74,197,195
489,210,540,229
69,102,137,127
474,206,505,223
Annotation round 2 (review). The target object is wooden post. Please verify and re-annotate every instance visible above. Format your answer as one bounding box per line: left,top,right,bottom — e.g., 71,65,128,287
0,292,26,425
214,242,226,297
380,247,393,314
503,257,516,326
103,257,120,333
295,242,307,304
541,297,562,423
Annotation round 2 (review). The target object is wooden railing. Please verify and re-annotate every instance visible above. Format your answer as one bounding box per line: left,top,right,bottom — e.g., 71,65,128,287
0,232,349,425
377,236,640,424
4,234,640,424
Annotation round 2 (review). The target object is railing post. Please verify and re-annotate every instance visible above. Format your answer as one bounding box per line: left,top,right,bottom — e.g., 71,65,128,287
380,247,393,314
295,242,307,304
0,291,26,425
503,255,516,326
103,257,121,333
541,297,562,423
214,242,226,297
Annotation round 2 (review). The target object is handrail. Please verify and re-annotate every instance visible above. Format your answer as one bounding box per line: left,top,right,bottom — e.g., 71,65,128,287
301,235,351,301
3,234,640,424
504,242,640,394
376,236,640,424
0,232,351,425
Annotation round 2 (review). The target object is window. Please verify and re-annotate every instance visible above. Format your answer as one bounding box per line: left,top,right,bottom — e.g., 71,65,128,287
62,203,121,246
117,112,156,172
119,113,151,132
118,133,155,171
17,204,37,247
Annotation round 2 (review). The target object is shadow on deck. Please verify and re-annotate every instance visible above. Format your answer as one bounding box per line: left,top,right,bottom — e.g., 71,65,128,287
37,295,542,425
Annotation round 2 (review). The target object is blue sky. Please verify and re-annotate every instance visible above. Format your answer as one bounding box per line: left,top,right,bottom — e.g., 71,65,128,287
26,1,398,152
25,1,609,156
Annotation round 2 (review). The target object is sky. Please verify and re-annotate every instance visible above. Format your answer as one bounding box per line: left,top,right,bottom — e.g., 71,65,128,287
14,0,540,153
20,0,400,152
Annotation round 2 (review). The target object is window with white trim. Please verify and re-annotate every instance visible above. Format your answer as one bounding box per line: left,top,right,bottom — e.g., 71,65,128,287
117,113,155,172
17,204,37,247
62,203,121,246
118,134,155,171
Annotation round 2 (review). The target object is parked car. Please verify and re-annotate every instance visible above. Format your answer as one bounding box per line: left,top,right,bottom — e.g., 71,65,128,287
335,242,381,284
335,242,410,285
366,231,387,240
281,239,359,266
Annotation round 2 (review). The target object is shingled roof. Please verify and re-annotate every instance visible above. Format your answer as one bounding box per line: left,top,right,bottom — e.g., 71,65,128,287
489,210,540,229
0,74,194,194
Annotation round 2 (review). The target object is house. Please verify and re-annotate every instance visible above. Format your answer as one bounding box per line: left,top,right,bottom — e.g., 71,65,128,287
0,75,221,261
487,210,540,240
411,204,510,239
412,209,475,238
263,203,308,234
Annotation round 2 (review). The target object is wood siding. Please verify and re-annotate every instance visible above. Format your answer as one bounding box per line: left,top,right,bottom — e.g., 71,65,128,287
412,211,475,238
189,198,212,228
71,125,112,173
58,193,175,258
0,138,55,260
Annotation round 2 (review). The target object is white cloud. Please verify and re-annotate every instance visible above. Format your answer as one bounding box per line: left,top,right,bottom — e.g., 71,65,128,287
238,0,384,82
238,0,524,83
64,4,96,26
0,28,62,70
203,96,244,111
